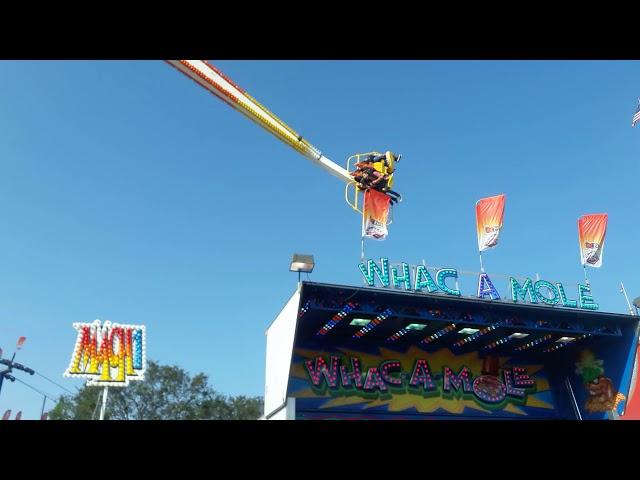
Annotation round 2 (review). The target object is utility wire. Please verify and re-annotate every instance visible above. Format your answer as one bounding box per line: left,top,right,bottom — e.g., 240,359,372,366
12,376,59,401
34,370,75,395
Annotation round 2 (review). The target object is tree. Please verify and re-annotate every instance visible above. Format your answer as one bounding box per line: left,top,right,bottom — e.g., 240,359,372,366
49,360,263,420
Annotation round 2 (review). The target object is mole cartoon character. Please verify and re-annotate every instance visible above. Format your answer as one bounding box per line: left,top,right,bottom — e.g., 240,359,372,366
483,226,501,248
575,350,617,413
584,241,601,265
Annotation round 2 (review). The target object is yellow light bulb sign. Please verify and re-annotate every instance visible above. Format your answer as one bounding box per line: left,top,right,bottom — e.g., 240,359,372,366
63,319,146,387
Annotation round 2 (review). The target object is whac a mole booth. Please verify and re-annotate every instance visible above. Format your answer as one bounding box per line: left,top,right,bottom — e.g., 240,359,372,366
263,259,639,420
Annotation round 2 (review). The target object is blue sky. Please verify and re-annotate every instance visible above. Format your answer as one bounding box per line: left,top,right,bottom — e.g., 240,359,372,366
0,60,639,419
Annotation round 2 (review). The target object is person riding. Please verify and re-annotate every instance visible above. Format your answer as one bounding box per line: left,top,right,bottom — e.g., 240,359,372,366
352,151,402,204
362,151,400,180
351,166,400,205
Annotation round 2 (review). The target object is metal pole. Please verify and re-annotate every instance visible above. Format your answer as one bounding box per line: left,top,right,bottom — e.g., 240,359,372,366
620,282,634,315
565,378,582,420
621,323,640,417
582,264,590,285
41,395,47,418
478,251,484,273
99,386,108,420
0,354,16,399
360,207,365,262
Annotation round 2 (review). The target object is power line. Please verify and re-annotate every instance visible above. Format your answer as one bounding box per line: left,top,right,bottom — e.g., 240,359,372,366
34,370,75,395
13,376,58,401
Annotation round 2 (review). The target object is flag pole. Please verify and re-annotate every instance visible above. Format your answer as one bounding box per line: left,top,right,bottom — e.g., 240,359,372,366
479,251,485,273
582,264,590,286
621,282,634,315
360,207,365,262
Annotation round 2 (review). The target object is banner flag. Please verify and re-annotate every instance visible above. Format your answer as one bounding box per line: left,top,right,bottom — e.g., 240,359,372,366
476,194,506,251
16,336,26,350
362,189,390,241
578,213,608,268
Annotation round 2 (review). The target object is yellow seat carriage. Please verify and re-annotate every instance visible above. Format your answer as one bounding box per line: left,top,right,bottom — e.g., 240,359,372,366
345,151,402,220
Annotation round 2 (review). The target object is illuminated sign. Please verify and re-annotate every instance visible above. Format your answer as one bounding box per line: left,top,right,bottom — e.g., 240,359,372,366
358,258,598,311
63,319,146,386
303,354,536,410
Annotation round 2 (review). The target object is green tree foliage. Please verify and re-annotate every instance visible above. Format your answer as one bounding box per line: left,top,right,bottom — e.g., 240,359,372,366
49,361,263,420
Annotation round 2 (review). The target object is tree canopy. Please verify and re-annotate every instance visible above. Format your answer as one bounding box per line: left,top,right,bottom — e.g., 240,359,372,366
49,361,263,420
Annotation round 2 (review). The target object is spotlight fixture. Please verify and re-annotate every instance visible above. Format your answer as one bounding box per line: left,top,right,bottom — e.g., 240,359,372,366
458,327,480,335
405,323,427,331
509,333,529,340
289,253,315,273
290,253,315,282
349,318,371,326
556,336,575,343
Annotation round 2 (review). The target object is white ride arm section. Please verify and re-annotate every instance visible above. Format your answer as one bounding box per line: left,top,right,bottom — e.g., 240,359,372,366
167,60,353,184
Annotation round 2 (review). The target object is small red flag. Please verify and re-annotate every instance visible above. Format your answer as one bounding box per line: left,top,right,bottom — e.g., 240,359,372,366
16,337,26,350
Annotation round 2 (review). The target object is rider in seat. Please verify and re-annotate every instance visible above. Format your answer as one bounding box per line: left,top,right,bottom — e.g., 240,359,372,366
352,151,402,204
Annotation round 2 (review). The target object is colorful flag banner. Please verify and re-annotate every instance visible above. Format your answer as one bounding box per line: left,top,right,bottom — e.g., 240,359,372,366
16,336,26,350
476,194,506,252
578,214,608,268
362,189,390,241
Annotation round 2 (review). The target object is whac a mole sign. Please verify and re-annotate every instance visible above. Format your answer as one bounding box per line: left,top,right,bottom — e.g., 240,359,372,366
291,345,555,417
304,353,536,409
358,258,599,311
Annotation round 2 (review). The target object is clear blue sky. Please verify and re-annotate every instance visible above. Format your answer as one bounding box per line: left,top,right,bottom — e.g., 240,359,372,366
0,60,639,419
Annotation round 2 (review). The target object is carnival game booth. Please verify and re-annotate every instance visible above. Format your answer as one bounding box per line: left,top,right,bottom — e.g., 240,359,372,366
264,280,638,420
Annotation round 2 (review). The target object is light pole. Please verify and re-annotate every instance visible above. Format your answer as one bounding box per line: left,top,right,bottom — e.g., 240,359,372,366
289,253,315,284
0,337,34,398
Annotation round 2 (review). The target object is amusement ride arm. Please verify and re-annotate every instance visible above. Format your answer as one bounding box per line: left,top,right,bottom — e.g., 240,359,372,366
166,60,353,185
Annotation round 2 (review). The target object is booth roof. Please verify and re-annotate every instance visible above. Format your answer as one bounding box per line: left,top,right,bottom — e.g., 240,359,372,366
294,281,636,356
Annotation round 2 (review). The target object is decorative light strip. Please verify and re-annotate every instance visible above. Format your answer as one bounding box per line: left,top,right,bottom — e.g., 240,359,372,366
385,324,426,342
353,308,393,339
420,324,457,345
514,334,553,352
483,335,513,351
543,334,592,353
387,327,410,342
317,303,357,335
298,301,311,319
453,324,499,348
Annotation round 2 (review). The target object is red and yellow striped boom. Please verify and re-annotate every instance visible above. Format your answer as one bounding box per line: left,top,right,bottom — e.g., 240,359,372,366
166,60,353,184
